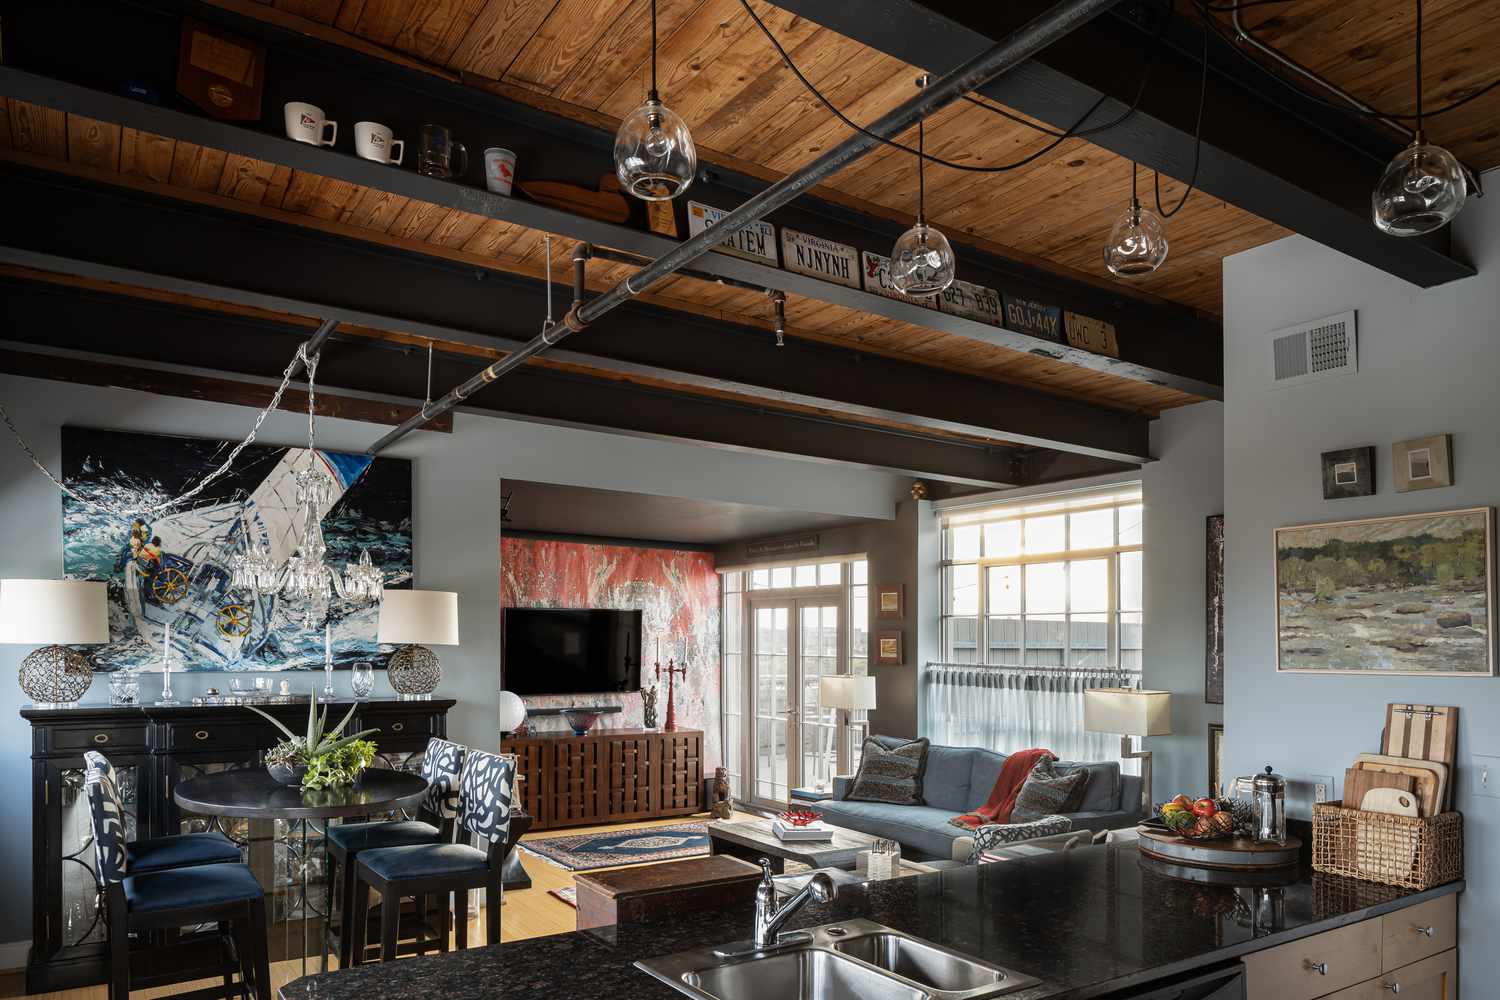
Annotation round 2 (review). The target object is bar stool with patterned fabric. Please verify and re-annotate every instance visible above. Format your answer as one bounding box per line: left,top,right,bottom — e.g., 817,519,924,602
326,737,467,967
84,752,271,1000
350,749,517,962
84,751,243,874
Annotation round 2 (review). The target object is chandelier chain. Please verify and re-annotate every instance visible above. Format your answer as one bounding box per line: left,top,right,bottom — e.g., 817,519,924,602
1,341,314,519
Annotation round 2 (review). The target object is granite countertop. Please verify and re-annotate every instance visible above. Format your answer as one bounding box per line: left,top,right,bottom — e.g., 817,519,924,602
281,843,1463,1000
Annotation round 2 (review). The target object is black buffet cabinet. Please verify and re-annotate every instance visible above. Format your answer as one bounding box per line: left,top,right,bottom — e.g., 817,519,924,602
20,698,455,993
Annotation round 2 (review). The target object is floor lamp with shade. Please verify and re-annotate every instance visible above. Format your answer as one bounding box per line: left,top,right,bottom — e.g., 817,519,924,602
1084,687,1172,818
819,675,877,786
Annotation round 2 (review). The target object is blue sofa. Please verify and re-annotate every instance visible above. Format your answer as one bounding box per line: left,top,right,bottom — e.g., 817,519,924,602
819,737,1144,861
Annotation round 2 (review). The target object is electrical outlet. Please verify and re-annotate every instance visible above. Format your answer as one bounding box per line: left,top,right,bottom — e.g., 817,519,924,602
1475,754,1500,799
1310,774,1334,804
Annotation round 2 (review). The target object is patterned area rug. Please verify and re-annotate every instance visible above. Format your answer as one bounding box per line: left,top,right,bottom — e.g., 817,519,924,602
519,821,710,871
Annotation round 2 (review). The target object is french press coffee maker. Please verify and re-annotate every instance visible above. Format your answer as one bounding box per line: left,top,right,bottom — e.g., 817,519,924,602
1253,764,1287,846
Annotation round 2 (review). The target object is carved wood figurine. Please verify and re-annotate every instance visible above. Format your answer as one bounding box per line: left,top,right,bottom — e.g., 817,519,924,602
710,767,733,819
642,685,659,729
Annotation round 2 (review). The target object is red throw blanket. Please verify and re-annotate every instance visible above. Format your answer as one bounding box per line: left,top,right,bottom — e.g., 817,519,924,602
950,748,1055,829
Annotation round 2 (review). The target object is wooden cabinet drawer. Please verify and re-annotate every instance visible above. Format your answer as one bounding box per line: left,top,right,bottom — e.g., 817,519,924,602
1324,949,1458,1000
1243,918,1382,1000
1382,895,1456,972
164,721,267,750
53,724,148,752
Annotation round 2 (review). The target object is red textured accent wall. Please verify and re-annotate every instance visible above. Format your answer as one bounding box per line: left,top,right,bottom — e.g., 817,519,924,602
500,536,721,769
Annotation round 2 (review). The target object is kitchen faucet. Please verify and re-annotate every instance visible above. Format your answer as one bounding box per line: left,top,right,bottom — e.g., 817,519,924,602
753,859,835,950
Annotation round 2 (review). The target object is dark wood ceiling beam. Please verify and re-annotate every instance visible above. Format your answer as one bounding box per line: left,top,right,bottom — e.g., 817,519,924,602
0,0,1223,398
771,0,1476,289
0,165,1152,469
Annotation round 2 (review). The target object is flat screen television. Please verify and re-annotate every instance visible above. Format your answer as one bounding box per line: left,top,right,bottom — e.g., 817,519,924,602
501,607,643,696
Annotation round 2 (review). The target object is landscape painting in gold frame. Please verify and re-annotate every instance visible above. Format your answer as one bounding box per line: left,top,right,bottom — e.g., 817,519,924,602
1275,507,1494,676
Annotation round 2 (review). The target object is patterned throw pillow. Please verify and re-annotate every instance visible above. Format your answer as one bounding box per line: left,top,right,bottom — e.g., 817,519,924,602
846,737,930,806
1011,757,1089,821
966,815,1073,864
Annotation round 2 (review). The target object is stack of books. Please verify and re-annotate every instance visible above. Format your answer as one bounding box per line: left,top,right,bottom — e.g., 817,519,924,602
772,818,835,842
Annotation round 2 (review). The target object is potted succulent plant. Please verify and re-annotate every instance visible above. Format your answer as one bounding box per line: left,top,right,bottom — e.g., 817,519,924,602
248,691,379,789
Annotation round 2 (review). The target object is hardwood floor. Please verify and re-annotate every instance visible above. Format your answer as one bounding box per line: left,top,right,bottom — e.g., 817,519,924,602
3,812,739,1000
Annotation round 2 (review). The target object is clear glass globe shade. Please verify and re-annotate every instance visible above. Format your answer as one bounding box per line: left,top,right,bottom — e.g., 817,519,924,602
498,690,527,732
614,98,697,201
1372,139,1467,236
890,222,956,295
1103,202,1169,277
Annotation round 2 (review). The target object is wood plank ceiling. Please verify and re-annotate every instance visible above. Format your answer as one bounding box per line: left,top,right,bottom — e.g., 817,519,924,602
1205,0,1500,170
232,0,1285,319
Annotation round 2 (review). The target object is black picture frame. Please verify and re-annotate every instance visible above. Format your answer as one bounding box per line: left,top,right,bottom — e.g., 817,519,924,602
1321,446,1376,499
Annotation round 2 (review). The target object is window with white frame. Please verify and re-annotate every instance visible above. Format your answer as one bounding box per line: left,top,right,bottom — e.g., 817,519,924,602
940,485,1143,670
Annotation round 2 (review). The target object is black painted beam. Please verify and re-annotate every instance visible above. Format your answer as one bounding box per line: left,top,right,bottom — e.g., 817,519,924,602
0,282,1045,488
772,0,1475,289
0,0,1223,397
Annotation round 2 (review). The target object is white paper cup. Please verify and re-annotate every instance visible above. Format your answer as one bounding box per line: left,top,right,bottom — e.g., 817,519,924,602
484,147,517,196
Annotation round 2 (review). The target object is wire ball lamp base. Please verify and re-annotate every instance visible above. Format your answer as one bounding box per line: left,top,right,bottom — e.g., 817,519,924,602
20,643,94,707
387,643,442,700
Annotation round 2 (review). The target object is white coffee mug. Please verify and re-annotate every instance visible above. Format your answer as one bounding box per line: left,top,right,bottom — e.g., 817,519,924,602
284,102,337,147
483,147,517,196
355,121,404,165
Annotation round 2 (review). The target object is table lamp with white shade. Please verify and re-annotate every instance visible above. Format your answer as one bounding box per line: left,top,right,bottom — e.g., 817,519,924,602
0,579,109,706
377,589,458,700
498,690,528,736
1084,687,1172,817
819,675,878,785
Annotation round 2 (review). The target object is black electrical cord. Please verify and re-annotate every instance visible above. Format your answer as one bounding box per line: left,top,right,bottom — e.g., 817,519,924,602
1193,0,1500,121
1153,22,1209,218
649,0,659,99
737,0,1160,173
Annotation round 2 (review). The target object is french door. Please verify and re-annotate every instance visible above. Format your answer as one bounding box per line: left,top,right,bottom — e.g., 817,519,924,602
746,597,844,810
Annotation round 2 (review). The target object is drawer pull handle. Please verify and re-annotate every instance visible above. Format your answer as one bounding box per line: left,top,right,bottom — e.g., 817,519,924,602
92,733,109,745
195,730,210,741
391,722,404,732
1383,983,1401,995
1412,924,1435,938
1305,961,1328,976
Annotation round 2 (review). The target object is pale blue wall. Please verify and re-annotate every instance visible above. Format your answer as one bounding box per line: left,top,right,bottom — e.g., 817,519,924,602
1222,174,1500,999
0,373,907,954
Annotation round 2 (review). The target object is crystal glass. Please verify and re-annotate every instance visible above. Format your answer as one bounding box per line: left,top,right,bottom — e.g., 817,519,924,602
1372,138,1467,236
614,97,696,200
108,669,139,705
890,222,956,295
1104,200,1168,277
351,661,375,699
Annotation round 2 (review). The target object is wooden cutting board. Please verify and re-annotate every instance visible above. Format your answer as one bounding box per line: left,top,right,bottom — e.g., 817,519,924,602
1344,767,1414,811
1362,787,1420,816
1352,754,1448,817
1382,704,1459,768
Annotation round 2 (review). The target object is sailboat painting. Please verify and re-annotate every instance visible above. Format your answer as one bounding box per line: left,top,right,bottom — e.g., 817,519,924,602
61,427,412,672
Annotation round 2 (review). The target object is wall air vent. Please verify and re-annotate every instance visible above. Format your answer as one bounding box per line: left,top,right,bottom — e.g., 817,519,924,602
1268,310,1357,389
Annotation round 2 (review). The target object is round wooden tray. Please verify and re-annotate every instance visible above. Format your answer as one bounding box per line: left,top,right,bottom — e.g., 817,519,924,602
1136,827,1302,870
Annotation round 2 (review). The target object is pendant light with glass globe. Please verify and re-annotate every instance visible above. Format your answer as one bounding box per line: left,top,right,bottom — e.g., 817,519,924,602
1104,162,1169,278
613,0,697,201
890,76,957,296
1372,0,1467,236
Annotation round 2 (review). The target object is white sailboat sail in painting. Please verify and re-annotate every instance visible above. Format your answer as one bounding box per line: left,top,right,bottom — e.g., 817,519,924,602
121,448,372,668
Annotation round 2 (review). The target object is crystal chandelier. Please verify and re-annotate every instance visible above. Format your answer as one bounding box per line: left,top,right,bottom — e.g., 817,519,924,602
890,77,956,296
1104,162,1169,278
227,349,383,625
613,0,696,200
1371,0,1467,236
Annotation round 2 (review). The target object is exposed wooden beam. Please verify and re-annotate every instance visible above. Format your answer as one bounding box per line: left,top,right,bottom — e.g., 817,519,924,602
772,0,1475,289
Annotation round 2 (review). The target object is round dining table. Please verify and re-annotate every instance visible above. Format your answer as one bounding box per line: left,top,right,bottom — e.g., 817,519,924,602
175,768,429,977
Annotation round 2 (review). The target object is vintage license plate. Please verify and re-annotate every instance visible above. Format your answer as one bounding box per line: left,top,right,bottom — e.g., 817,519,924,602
1063,310,1120,357
781,228,860,289
686,201,778,266
1002,293,1064,342
939,279,1001,325
860,251,938,308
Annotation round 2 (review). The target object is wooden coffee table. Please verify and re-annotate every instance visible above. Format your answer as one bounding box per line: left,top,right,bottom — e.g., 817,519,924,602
707,817,880,873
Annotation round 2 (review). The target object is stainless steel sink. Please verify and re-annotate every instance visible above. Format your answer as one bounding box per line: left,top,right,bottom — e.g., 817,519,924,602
686,948,928,1000
832,931,1017,998
636,919,1040,1000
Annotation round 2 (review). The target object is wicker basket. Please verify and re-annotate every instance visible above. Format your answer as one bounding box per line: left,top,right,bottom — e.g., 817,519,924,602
1312,801,1463,890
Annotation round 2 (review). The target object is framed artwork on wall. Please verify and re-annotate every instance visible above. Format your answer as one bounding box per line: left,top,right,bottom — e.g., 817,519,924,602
1275,507,1494,676
876,629,904,666
1205,514,1224,705
876,582,904,619
1393,434,1453,492
1321,446,1376,499
1208,723,1225,798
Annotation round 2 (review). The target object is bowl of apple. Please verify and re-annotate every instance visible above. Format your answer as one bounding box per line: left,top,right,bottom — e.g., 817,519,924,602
1151,794,1248,841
